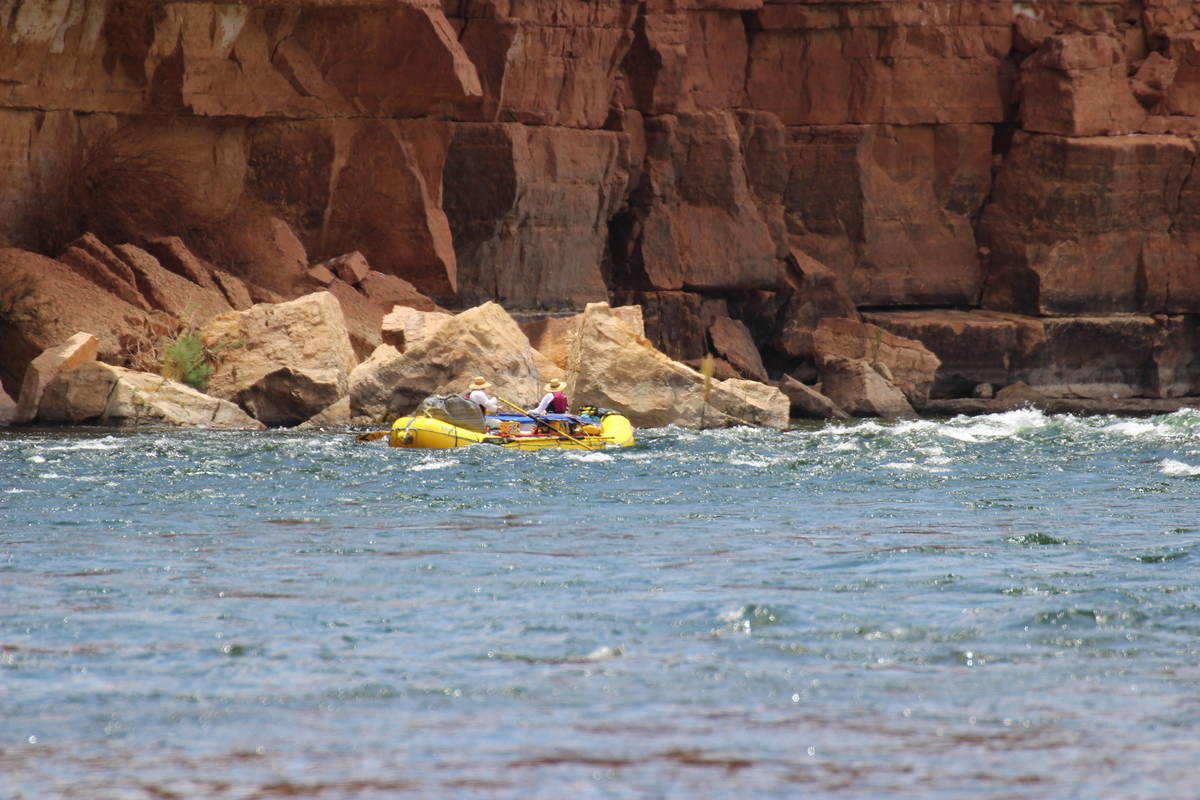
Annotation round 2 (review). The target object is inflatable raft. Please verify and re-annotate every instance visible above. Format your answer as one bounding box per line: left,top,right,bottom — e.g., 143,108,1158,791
384,396,635,450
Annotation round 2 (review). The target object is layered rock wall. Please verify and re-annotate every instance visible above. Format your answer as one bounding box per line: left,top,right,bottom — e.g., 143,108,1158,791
6,0,1200,406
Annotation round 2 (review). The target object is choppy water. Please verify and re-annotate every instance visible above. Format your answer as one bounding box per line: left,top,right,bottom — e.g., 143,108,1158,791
3,408,1200,799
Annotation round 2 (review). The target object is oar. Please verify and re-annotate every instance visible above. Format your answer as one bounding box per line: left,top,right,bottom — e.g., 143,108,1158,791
496,395,596,451
355,430,390,443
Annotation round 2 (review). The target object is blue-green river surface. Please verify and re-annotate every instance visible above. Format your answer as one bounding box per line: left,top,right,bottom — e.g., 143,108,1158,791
4,408,1200,799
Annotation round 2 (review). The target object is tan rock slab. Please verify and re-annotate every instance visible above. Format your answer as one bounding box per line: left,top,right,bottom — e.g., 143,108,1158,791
201,291,356,426
351,301,544,422
567,302,788,430
15,332,99,425
37,361,263,429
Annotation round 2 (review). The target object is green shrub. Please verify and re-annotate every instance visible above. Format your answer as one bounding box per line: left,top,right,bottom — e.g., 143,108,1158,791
159,327,212,391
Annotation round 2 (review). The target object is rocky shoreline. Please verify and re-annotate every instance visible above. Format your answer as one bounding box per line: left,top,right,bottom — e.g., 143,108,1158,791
6,2,1200,422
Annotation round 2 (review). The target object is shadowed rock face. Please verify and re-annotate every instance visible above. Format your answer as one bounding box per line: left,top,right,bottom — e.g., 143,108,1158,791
5,0,1200,408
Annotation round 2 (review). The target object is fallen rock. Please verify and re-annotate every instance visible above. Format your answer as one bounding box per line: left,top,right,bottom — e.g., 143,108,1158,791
359,270,438,313
320,251,371,285
995,382,1048,409
812,317,941,407
350,301,544,421
0,385,15,426
143,236,219,291
381,306,453,352
818,357,916,419
521,305,645,370
567,302,789,430
14,332,99,425
223,212,310,297
201,292,357,426
708,316,769,383
324,278,384,362
58,234,149,311
37,361,264,429
297,396,352,429
777,375,849,420
112,243,231,324
0,249,173,388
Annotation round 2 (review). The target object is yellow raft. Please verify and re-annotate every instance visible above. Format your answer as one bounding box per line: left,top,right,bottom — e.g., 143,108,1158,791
387,407,635,451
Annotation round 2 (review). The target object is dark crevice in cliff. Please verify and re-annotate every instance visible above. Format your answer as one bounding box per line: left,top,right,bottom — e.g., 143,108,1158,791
604,210,652,291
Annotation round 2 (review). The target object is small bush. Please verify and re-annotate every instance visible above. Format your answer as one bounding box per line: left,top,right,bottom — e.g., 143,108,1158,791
159,326,211,391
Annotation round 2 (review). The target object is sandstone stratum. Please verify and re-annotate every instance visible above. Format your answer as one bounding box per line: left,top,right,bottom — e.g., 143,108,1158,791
4,0,1200,427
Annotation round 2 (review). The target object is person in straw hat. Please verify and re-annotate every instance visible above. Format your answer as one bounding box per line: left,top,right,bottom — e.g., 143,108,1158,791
465,375,499,415
529,377,569,415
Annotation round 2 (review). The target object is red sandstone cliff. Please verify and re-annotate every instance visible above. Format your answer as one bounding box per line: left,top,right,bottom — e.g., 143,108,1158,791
3,0,1200,406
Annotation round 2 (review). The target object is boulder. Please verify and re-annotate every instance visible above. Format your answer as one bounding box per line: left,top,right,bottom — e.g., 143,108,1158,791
812,318,941,407
0,385,16,426
772,249,860,360
776,375,849,420
863,310,1047,398
358,270,438,313
112,243,232,323
323,278,384,362
817,357,916,419
222,211,310,298
866,310,1200,401
521,306,645,370
708,315,768,383
994,382,1049,410
297,396,352,429
58,234,149,311
350,301,544,422
0,248,171,396
319,251,371,286
201,292,357,426
37,361,263,429
14,332,99,425
143,236,219,291
381,306,453,352
567,302,789,430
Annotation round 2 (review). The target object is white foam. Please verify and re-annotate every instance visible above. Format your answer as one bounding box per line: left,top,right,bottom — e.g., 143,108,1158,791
1160,459,1200,476
40,437,123,452
411,459,458,472
568,451,613,463
1104,420,1166,438
937,408,1049,442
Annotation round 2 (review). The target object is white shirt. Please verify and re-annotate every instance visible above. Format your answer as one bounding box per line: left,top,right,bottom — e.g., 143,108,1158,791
467,388,499,414
529,392,560,414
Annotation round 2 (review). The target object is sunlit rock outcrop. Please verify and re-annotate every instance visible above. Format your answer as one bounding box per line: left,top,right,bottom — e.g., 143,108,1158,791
37,361,263,429
14,332,100,426
350,301,543,421
567,302,788,429
201,291,357,426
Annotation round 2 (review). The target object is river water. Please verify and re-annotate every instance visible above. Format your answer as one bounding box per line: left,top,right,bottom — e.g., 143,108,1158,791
3,408,1200,798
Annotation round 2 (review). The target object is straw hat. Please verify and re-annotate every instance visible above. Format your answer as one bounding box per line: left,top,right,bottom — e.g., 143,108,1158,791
544,378,566,393
468,376,491,390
